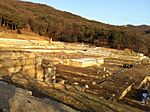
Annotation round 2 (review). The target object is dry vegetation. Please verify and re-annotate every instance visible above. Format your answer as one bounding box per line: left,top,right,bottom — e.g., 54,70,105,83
0,0,149,56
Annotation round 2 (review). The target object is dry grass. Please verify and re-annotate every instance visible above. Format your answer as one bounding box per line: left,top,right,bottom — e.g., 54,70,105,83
0,31,45,40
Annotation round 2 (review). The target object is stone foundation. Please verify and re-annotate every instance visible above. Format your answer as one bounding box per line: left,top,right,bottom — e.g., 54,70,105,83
0,51,56,83
69,58,104,67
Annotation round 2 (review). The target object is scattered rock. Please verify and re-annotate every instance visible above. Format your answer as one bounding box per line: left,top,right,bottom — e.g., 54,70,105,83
104,67,106,72
129,77,133,80
53,80,65,89
15,88,32,96
51,75,56,83
106,71,112,75
65,85,73,90
73,82,78,85
99,86,103,88
59,80,65,85
85,85,89,89
92,81,96,85
112,94,115,97
103,75,106,78
96,70,101,74
126,82,129,84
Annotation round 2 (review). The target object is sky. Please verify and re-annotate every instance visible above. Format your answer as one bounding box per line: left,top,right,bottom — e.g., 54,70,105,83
22,0,150,26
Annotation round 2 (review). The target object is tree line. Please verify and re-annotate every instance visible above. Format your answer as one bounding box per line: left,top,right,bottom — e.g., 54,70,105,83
0,0,149,55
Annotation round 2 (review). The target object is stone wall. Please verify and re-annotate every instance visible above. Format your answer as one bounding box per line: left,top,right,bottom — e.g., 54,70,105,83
0,51,56,83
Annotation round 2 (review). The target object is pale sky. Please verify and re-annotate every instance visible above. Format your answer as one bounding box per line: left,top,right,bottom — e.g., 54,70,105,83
22,0,150,26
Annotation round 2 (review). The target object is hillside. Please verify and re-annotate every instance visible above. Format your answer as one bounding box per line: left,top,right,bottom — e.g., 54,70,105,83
0,0,149,56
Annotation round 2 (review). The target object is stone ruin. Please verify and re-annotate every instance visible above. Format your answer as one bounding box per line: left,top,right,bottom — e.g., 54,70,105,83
68,58,104,67
41,59,56,83
0,51,57,84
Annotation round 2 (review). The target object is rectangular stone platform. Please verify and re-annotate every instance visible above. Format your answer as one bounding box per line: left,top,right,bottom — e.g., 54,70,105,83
69,58,104,67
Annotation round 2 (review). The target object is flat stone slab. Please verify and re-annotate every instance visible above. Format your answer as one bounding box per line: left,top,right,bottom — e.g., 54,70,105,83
0,81,78,112
69,58,104,67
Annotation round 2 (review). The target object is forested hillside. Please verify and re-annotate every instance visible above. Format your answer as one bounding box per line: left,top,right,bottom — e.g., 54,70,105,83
0,0,149,55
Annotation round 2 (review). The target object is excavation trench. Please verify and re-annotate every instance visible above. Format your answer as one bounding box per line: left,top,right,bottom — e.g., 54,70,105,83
121,76,150,111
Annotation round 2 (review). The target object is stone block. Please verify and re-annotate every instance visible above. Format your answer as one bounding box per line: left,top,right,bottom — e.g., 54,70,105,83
22,58,35,65
119,85,132,100
42,59,56,82
8,67,22,74
23,65,35,78
69,58,104,67
63,59,70,66
36,66,44,81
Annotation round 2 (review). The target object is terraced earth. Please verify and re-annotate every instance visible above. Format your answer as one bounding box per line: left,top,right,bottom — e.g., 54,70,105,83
0,31,150,112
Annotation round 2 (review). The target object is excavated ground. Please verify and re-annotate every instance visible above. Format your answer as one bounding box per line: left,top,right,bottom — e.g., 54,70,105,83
0,32,150,112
